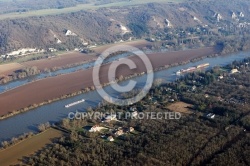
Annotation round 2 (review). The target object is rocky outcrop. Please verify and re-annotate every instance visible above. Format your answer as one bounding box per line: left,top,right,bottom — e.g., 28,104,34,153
239,12,245,17
65,30,77,36
232,12,237,20
214,13,223,22
165,19,173,27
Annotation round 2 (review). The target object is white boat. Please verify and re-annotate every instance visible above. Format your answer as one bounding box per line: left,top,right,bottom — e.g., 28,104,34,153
65,99,85,108
196,63,210,69
176,70,181,75
176,67,196,75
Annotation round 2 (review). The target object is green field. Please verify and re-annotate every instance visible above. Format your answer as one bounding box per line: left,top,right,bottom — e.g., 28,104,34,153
0,0,184,20
0,128,63,165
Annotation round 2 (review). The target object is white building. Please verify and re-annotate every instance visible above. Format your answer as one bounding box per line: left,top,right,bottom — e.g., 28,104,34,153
129,127,135,132
115,130,124,136
230,69,239,74
107,136,114,142
89,125,104,132
218,75,224,79
207,113,215,119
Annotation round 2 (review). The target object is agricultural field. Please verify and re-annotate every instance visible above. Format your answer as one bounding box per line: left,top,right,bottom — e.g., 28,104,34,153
0,128,63,166
22,52,95,71
0,63,24,75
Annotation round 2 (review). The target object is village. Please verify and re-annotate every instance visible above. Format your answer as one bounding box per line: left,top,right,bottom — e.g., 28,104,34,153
82,105,152,142
69,84,183,142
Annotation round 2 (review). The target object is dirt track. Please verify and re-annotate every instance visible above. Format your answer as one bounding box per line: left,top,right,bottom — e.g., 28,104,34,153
0,47,217,115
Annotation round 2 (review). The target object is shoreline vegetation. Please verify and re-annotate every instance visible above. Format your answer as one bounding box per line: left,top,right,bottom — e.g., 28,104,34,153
0,49,219,121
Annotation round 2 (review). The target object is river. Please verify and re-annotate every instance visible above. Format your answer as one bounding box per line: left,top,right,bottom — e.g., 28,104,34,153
0,52,133,94
0,50,250,141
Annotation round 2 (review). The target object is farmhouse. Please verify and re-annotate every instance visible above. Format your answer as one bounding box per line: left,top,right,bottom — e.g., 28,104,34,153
230,69,239,74
115,129,124,136
89,125,103,132
107,136,114,142
129,127,135,132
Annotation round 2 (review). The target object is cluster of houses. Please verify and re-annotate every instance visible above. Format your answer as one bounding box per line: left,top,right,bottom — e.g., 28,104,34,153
105,126,135,142
87,109,138,142
0,48,45,59
88,123,135,142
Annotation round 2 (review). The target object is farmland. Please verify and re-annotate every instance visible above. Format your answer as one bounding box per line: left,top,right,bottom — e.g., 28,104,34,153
22,52,95,71
0,128,63,166
0,63,24,75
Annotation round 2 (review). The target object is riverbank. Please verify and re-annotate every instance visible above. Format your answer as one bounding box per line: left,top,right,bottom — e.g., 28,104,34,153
0,47,218,119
